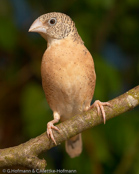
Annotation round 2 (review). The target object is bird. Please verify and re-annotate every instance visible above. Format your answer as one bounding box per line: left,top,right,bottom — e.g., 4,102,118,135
29,12,111,158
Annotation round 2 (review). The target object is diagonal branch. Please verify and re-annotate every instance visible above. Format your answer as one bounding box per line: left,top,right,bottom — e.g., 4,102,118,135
0,86,139,169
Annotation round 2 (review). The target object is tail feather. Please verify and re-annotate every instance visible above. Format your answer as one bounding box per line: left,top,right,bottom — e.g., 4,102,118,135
65,133,82,158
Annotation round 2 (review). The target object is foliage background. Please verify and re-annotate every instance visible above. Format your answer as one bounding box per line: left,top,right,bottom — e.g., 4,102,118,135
0,0,139,173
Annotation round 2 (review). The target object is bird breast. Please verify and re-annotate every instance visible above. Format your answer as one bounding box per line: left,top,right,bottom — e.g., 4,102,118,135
41,38,96,120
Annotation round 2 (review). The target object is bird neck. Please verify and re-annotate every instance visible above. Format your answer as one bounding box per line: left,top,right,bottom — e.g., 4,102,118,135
70,31,84,45
40,29,84,48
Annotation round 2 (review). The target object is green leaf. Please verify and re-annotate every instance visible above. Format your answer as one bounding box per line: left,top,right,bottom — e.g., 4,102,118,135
94,54,122,100
20,82,52,137
0,17,17,51
86,0,115,9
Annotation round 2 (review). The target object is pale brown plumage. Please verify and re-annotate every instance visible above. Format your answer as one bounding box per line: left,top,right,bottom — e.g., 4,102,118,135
29,12,110,158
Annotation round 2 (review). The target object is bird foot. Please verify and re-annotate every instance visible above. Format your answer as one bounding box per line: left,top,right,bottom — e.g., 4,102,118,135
47,122,60,145
89,100,111,124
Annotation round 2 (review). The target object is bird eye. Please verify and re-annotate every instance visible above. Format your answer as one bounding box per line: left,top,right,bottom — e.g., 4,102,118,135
48,18,57,26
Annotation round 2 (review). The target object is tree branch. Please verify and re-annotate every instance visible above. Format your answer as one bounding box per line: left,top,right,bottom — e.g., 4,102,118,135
0,86,139,169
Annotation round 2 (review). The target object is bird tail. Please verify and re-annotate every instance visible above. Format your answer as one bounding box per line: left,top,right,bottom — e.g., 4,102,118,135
65,133,82,158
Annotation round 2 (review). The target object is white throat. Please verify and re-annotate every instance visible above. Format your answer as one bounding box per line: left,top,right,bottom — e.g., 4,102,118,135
40,33,62,48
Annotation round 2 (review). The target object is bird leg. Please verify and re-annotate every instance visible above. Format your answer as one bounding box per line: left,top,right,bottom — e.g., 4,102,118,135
86,100,111,124
47,112,60,145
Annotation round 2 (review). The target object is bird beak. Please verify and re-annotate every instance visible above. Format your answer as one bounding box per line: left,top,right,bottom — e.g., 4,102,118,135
28,18,47,33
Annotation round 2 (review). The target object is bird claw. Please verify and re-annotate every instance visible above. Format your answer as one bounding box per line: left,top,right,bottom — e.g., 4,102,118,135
90,100,111,124
47,122,60,145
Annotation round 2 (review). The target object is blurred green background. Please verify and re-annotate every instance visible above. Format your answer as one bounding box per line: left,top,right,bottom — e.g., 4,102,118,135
0,0,139,173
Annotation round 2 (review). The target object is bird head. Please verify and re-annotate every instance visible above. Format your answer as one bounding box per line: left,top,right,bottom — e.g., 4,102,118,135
29,12,76,44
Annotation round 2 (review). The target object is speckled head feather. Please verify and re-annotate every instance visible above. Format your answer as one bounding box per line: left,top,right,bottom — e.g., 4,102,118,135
39,12,73,39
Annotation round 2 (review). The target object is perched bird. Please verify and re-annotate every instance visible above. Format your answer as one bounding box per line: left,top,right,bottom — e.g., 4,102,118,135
29,12,110,158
